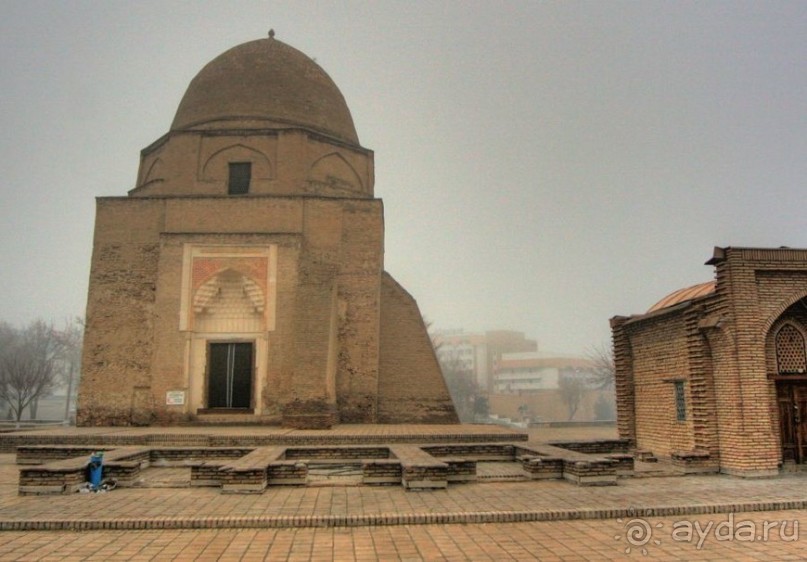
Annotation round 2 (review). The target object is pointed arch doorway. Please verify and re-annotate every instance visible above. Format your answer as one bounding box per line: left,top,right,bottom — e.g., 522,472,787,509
180,245,277,417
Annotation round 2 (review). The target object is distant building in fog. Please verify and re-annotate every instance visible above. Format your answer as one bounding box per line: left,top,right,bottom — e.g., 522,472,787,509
493,353,594,394
432,330,537,392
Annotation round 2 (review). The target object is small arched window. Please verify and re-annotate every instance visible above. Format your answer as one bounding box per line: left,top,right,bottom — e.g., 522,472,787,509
776,323,807,374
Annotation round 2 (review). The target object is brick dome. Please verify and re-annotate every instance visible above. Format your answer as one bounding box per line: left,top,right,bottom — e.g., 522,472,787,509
171,36,359,144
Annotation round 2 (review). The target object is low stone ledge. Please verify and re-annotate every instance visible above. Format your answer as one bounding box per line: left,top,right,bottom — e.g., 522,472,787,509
420,443,514,461
149,447,251,465
442,457,477,482
634,449,658,462
562,459,617,486
519,456,563,480
548,439,631,455
16,446,110,465
390,445,448,489
101,448,151,487
362,459,402,485
190,461,223,487
284,446,389,460
671,449,719,474
219,447,285,493
266,461,307,486
605,453,635,476
18,446,152,495
526,444,617,486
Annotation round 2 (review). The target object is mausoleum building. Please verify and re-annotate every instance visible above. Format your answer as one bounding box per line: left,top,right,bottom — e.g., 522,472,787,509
612,246,807,476
77,35,458,428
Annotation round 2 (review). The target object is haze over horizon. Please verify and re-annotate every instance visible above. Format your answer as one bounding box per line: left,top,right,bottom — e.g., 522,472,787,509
1,1,804,354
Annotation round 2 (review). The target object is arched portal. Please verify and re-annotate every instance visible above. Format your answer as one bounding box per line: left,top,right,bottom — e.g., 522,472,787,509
179,246,277,417
768,299,807,464
192,268,266,410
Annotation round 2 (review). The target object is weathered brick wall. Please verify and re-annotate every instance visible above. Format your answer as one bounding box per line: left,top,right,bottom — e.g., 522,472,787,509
548,440,631,454
520,456,563,479
683,305,720,465
149,448,251,462
16,447,107,464
627,312,694,458
283,447,389,460
190,463,222,486
80,191,455,428
286,201,341,425
266,462,308,483
611,316,635,443
421,444,514,458
377,274,459,424
80,195,307,425
334,201,383,423
561,458,617,485
77,198,163,426
712,249,807,473
713,253,775,473
362,460,401,483
135,129,374,199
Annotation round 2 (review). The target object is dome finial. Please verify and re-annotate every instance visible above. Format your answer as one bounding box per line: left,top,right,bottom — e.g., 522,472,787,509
268,29,275,39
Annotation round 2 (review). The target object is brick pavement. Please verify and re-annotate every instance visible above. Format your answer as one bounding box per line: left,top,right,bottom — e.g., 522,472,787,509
0,510,804,560
2,425,807,559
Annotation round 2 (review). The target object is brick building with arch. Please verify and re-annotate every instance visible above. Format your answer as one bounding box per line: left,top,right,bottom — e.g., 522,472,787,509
611,246,807,476
77,36,457,428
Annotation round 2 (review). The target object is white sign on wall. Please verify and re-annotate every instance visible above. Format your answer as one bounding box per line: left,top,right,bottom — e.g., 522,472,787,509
166,391,186,406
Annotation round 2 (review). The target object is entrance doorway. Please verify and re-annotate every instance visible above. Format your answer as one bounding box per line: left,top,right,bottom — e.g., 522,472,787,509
777,381,807,463
207,342,253,409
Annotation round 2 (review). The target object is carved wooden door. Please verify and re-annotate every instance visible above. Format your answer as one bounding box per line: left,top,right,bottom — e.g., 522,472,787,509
778,382,807,463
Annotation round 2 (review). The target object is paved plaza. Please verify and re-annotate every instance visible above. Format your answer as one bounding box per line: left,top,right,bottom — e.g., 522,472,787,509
0,425,806,560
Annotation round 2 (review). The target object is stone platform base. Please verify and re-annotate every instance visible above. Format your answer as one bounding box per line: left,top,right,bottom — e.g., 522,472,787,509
6,425,649,496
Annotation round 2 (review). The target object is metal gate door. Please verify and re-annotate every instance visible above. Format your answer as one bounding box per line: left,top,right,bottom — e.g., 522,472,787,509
208,342,253,409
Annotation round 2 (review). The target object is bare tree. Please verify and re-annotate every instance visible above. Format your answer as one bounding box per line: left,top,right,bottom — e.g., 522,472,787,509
0,322,15,420
558,375,586,421
473,395,489,419
426,320,482,422
0,321,62,427
593,392,615,420
438,351,477,422
53,318,83,423
425,318,443,353
586,341,615,390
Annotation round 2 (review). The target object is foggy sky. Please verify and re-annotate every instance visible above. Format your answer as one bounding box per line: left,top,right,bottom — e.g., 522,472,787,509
1,1,805,354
